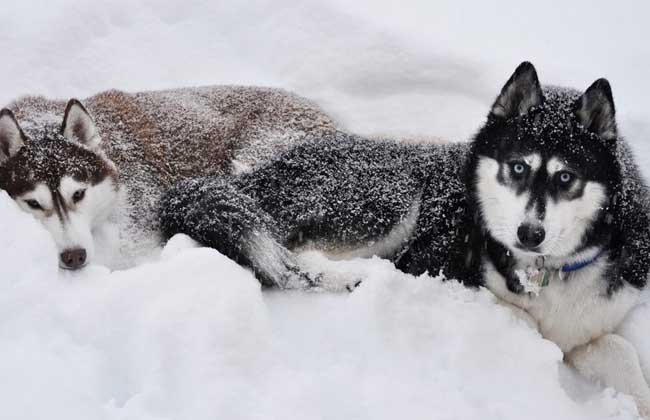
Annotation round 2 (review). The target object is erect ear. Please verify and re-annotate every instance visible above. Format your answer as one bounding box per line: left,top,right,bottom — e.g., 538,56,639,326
575,78,617,140
0,108,26,164
490,61,544,119
61,99,101,149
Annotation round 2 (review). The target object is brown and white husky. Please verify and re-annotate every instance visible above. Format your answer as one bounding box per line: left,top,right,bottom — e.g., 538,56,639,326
0,86,336,270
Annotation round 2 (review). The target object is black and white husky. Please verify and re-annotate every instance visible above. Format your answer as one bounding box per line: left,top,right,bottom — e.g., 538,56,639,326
0,87,336,269
160,63,650,416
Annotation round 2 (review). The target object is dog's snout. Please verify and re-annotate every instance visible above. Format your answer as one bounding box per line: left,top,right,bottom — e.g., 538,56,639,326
60,248,87,270
517,223,545,249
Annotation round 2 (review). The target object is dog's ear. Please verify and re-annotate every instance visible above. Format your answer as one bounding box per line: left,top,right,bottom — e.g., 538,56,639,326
490,61,544,119
576,78,617,140
61,99,101,149
0,109,26,164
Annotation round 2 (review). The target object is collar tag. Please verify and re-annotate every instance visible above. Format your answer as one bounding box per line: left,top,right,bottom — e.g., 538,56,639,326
529,268,550,288
515,266,550,296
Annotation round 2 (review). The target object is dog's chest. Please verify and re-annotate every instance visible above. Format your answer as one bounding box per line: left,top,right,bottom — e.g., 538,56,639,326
484,261,641,352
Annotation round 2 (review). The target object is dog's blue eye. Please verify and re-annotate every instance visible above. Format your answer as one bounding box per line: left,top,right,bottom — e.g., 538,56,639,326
25,199,42,210
72,189,86,203
511,162,528,176
557,171,574,185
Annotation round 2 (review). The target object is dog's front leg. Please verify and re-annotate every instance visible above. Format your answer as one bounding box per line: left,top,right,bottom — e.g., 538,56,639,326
566,334,650,419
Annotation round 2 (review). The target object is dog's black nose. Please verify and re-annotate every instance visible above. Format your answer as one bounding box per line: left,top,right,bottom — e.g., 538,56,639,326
517,224,545,249
60,248,87,270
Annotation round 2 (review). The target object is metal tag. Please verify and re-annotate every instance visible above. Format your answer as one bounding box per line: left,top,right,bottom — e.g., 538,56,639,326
528,268,550,288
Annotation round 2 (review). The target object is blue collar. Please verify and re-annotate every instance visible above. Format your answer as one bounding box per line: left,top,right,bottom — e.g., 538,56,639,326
560,249,606,274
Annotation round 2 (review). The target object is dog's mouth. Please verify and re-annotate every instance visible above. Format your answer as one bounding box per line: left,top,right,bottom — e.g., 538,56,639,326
58,263,89,271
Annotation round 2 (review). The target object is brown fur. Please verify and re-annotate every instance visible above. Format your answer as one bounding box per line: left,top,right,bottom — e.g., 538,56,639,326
3,86,337,266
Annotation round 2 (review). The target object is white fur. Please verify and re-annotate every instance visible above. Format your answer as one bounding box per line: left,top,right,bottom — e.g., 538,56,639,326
522,153,542,171
546,157,567,174
484,258,641,352
567,334,650,418
485,259,650,416
18,183,53,211
542,182,606,256
16,176,118,268
476,157,531,248
476,156,606,257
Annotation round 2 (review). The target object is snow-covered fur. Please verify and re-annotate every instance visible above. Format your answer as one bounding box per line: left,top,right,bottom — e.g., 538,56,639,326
0,86,336,269
161,134,468,287
160,63,650,417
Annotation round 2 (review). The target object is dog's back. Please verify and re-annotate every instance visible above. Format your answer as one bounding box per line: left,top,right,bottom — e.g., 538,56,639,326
4,86,337,268
11,85,336,179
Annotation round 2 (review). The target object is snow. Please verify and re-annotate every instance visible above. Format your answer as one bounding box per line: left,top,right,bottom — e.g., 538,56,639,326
1,1,650,419
1,191,647,419
0,204,642,419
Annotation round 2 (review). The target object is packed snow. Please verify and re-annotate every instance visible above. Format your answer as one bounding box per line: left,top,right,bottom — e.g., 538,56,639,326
1,1,650,419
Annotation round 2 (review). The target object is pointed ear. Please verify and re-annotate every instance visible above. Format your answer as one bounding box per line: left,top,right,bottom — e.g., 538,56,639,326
490,61,544,119
61,99,101,148
0,108,26,164
575,78,617,140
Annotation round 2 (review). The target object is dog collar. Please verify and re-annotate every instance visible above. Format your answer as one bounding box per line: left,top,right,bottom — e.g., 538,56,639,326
518,249,604,294
558,248,606,278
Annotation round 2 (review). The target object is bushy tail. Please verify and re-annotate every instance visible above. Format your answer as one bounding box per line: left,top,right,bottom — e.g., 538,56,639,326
159,176,315,288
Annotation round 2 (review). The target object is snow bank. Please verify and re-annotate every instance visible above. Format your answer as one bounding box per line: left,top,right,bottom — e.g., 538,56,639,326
2,0,649,170
2,0,650,419
0,193,642,419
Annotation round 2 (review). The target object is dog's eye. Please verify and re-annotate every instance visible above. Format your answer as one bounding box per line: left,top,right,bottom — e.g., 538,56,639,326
556,171,575,187
510,162,529,177
72,189,86,203
24,199,42,210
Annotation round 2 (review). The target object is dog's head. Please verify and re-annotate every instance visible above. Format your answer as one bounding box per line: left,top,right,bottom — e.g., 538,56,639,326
0,100,118,270
470,62,620,259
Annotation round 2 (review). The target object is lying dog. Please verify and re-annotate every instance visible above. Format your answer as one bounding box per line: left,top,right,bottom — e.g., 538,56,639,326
160,63,650,416
0,86,336,269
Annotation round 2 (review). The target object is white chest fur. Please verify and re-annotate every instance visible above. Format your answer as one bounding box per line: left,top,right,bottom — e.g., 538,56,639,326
484,259,641,352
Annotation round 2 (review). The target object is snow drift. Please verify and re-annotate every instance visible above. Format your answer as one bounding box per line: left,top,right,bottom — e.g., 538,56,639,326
0,192,645,420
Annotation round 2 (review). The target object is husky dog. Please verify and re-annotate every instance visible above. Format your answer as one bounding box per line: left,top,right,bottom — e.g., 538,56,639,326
160,63,650,416
0,86,336,269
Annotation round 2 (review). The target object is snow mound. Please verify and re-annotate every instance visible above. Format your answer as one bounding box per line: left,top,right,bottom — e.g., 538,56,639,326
0,192,642,420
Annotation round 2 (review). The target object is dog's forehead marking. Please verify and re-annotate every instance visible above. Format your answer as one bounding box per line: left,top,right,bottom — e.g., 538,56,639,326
478,156,499,175
522,153,542,171
59,176,88,200
546,157,567,174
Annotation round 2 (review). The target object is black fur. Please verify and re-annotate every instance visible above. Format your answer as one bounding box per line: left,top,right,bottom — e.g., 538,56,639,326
160,64,650,294
160,135,469,287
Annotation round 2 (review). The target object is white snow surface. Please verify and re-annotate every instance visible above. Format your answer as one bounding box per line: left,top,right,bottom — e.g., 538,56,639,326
2,1,650,419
